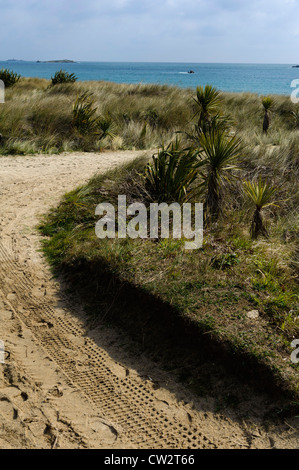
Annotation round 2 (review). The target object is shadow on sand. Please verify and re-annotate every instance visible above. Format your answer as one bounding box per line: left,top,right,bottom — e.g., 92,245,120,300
53,256,298,425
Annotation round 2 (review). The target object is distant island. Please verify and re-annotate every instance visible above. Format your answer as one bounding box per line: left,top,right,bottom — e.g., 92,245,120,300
6,59,25,62
36,59,77,63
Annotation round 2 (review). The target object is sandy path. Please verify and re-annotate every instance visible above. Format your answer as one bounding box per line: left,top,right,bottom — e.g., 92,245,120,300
0,151,298,449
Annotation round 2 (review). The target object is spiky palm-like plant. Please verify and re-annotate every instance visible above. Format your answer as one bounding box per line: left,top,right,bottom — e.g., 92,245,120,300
243,178,278,238
96,115,116,141
262,96,274,134
145,139,203,203
199,130,243,221
193,84,223,135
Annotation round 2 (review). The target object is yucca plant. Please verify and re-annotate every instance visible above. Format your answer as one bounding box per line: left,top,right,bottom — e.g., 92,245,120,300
262,96,274,134
243,178,278,238
193,84,223,136
96,115,116,141
51,69,77,86
184,112,233,146
199,130,243,221
144,139,202,203
0,68,21,87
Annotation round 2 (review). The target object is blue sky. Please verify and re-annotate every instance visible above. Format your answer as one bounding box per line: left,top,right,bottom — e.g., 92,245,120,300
0,0,298,63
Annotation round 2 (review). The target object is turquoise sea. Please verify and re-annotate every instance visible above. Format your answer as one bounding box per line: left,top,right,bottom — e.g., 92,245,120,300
1,61,298,96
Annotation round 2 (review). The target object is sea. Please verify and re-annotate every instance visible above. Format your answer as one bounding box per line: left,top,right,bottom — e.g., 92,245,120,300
1,61,299,96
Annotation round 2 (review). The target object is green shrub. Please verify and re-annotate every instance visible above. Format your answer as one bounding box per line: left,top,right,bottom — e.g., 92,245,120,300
51,69,77,86
0,68,21,87
144,139,203,203
211,252,240,269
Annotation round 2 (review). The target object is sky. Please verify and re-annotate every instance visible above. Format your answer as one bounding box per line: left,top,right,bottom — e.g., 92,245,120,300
0,0,298,63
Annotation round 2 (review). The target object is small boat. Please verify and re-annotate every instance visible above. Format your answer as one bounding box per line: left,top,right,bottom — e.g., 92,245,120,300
292,65,299,68
188,70,195,74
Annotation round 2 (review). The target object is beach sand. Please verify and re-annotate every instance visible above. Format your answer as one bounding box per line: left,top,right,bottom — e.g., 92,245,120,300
0,151,298,449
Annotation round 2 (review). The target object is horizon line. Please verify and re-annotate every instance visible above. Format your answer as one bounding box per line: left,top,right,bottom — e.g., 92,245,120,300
0,59,298,66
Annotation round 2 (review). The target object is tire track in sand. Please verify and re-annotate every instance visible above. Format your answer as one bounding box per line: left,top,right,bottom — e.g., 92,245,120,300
0,152,219,448
0,240,215,449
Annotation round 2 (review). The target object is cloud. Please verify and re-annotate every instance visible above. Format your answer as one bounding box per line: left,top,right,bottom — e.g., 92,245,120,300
0,0,298,62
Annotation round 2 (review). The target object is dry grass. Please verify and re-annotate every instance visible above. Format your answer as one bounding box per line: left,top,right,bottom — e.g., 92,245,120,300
1,77,298,156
